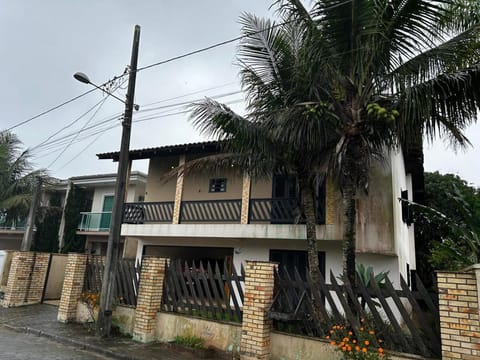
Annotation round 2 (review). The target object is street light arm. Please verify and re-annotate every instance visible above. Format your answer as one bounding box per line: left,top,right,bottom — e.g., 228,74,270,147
73,72,139,110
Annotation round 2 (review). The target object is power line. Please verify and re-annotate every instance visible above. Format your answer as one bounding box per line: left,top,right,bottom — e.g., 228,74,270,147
5,88,96,132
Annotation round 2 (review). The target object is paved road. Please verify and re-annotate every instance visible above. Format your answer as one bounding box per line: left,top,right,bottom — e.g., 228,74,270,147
0,326,110,360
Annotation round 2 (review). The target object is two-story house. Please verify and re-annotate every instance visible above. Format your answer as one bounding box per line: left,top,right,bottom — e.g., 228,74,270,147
72,172,147,256
0,172,147,255
98,140,415,284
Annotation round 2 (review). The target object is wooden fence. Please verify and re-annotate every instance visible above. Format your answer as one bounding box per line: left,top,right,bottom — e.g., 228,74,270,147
161,259,244,322
268,267,440,358
83,256,141,307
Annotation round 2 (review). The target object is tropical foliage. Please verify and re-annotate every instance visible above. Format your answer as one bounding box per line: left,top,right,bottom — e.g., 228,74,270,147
0,131,41,228
189,0,480,286
413,172,480,272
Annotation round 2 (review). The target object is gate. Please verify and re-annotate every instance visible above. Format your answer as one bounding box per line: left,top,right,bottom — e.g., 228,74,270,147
42,254,68,302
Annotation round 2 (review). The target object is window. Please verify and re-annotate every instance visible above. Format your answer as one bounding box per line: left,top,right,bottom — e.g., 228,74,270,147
209,178,227,193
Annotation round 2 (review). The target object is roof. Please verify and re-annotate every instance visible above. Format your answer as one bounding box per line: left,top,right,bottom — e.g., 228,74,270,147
96,141,222,161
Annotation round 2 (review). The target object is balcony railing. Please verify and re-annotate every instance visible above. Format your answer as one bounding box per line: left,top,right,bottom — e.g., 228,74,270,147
78,212,112,232
249,198,300,224
121,198,325,224
123,202,174,223
0,218,27,231
180,199,241,222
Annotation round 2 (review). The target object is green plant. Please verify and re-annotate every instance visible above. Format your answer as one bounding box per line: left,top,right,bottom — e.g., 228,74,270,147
326,319,390,360
174,335,205,349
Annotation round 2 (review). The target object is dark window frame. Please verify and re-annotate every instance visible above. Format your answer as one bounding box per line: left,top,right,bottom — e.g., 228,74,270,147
209,178,227,193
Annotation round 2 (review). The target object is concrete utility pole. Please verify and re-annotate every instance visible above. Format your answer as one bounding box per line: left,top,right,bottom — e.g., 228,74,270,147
96,25,141,337
21,176,42,251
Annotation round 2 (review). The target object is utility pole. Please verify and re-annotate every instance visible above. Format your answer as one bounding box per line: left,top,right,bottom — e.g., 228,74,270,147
96,25,140,337
21,176,42,251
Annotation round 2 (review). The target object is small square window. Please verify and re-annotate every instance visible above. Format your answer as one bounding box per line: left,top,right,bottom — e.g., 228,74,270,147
209,178,227,192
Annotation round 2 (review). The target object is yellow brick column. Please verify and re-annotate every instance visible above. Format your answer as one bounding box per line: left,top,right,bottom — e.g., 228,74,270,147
133,257,167,343
2,251,50,307
57,253,87,323
172,155,186,224
437,269,480,360
240,173,251,224
241,261,277,360
325,177,336,225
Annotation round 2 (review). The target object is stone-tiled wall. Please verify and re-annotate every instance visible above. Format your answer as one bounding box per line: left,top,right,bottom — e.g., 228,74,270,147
241,260,276,360
438,268,480,360
2,251,50,307
57,253,87,323
133,257,167,343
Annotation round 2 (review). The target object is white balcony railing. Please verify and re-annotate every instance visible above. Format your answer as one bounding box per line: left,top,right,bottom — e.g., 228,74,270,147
78,212,112,232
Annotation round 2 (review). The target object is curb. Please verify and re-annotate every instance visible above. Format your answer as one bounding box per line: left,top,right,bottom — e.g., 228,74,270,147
1,323,143,360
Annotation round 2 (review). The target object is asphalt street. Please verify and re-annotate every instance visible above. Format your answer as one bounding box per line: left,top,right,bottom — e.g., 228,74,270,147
0,326,110,360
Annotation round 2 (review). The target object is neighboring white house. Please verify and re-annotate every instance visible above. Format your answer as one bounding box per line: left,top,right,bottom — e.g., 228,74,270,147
98,141,416,285
71,171,147,257
0,172,147,257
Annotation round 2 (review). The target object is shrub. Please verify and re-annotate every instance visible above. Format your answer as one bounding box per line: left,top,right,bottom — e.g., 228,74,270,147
326,319,390,360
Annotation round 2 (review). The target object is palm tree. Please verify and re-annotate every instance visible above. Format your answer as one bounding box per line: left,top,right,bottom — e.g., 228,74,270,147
273,0,480,286
190,13,336,287
0,131,40,228
190,0,480,288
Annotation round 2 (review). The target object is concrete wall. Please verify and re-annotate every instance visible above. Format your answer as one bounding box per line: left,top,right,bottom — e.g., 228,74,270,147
156,312,241,351
270,332,427,360
145,156,178,202
390,148,415,279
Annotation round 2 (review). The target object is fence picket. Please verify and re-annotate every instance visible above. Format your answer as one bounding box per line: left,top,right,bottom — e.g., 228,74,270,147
269,266,440,358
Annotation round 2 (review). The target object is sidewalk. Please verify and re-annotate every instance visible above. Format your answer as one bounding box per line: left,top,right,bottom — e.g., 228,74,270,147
0,304,204,360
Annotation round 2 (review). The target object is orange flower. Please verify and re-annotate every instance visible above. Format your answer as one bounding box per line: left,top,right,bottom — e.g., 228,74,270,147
343,337,349,342
369,330,375,335
348,331,353,336
378,347,384,354
326,335,330,340
364,340,370,346
330,341,336,346
341,346,347,352
347,346,352,351
352,339,357,344
362,347,367,353
355,346,361,351
360,327,364,331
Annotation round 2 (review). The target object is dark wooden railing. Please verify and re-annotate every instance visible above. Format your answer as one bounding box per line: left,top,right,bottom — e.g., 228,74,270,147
269,267,440,358
122,198,325,224
83,256,141,307
161,259,244,322
123,201,174,223
180,199,241,222
249,198,299,223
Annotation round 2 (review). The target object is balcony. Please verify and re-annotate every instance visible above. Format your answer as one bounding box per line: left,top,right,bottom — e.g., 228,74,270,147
78,212,112,232
0,218,26,231
122,198,324,225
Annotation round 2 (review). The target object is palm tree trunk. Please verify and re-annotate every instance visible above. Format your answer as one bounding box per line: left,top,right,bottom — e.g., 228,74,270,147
342,181,356,288
300,184,321,285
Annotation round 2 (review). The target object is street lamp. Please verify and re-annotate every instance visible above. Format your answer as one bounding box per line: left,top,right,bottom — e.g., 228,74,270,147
74,25,141,338
73,72,139,111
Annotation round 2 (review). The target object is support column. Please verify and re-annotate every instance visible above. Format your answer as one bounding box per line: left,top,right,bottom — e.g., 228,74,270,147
437,268,480,360
241,261,276,360
241,173,251,224
133,257,167,343
325,177,336,225
172,155,186,224
2,251,50,307
57,253,87,323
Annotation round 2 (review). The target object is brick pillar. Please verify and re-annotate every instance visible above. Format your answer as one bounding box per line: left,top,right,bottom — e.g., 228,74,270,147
172,155,186,224
57,253,87,323
325,177,336,225
240,173,251,224
2,251,50,308
241,261,276,360
438,268,480,360
133,257,167,343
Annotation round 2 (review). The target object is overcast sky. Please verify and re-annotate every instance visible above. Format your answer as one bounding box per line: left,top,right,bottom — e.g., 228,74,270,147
1,1,479,186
